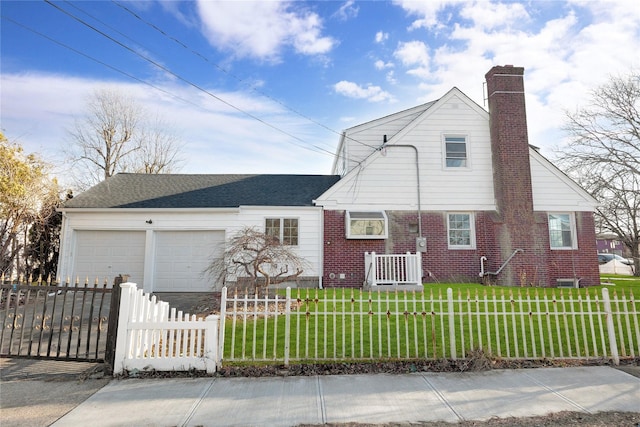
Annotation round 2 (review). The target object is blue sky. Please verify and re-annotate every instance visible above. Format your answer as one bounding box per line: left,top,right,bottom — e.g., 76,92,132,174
2,0,639,185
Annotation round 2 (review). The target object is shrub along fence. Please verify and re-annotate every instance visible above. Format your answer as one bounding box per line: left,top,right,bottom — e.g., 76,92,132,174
218,286,638,367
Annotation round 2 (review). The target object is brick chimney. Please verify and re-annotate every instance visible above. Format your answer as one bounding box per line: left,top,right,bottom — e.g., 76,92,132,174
485,65,547,286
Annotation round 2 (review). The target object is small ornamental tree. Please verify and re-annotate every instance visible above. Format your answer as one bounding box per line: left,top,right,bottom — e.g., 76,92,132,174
205,227,309,289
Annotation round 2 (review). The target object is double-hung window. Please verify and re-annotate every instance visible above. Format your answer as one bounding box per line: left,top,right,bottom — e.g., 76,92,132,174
548,213,576,249
265,218,299,245
444,136,468,168
447,213,475,249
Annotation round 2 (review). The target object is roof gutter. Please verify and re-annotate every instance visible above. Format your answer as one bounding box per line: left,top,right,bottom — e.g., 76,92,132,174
56,207,242,214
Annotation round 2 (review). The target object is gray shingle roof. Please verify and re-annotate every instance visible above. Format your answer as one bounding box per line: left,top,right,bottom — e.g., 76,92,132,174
64,173,341,209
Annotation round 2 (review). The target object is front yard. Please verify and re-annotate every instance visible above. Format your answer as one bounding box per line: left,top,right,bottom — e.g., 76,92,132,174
217,277,639,365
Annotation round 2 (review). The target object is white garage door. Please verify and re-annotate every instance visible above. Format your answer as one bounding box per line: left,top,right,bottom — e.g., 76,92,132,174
153,231,224,292
74,230,146,286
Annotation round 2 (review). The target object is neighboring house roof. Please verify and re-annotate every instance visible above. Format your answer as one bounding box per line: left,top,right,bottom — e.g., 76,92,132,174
64,173,341,209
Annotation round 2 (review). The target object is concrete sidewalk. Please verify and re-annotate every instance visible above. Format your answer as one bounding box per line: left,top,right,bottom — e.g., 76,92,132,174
50,366,639,427
0,358,110,427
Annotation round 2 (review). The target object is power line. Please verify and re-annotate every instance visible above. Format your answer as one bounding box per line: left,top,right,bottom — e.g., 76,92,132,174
43,0,337,158
3,3,374,174
111,0,379,152
1,15,198,109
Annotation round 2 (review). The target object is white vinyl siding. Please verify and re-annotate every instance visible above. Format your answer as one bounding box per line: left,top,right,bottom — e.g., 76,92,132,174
316,91,495,211
58,207,323,292
530,150,598,211
336,104,430,175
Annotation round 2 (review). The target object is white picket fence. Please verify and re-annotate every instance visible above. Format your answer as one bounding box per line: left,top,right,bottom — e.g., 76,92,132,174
112,283,218,375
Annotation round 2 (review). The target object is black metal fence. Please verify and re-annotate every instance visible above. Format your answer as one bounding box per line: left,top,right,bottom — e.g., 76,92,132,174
0,277,114,362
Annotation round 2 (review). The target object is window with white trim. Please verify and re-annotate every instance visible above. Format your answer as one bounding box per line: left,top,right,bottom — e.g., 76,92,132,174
265,218,298,245
447,213,475,249
444,135,468,168
548,213,576,249
346,211,388,239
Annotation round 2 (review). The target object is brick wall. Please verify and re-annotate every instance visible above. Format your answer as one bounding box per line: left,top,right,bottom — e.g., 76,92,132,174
322,210,384,288
323,210,600,288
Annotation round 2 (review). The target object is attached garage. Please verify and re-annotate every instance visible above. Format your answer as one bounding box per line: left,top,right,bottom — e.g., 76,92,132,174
73,230,146,285
153,230,225,292
58,174,339,293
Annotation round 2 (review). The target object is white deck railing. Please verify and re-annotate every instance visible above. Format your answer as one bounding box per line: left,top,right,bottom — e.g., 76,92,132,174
112,283,218,375
364,251,422,287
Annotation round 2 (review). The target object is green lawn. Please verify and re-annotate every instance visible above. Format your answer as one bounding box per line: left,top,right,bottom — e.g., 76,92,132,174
220,277,639,364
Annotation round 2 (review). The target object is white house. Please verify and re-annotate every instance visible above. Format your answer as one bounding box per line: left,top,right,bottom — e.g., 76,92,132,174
57,174,339,292
315,65,599,288
57,65,601,291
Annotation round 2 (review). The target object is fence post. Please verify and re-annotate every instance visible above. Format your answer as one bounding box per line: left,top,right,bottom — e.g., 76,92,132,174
284,287,291,367
364,252,372,287
602,288,619,366
447,288,457,360
105,274,127,374
217,287,228,366
205,314,219,373
112,282,136,376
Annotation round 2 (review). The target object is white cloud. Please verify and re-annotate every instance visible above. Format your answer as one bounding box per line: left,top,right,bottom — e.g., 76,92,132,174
196,0,335,61
1,72,335,187
386,70,397,84
374,59,394,70
383,0,640,159
459,1,530,30
394,40,431,79
394,41,430,66
334,0,359,21
333,81,395,103
375,31,389,43
393,0,459,30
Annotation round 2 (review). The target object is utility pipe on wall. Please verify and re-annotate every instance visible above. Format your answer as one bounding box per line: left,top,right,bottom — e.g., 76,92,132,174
481,249,524,277
380,136,423,238
479,256,487,277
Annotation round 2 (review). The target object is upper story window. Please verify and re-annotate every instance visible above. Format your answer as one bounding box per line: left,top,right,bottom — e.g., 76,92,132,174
444,136,468,168
548,213,576,249
346,211,388,239
447,212,475,249
265,218,299,246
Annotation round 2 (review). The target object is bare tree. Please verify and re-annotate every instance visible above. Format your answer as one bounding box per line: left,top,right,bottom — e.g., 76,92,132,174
205,227,309,289
127,116,184,174
67,88,183,188
558,71,640,276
